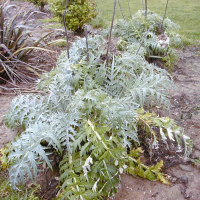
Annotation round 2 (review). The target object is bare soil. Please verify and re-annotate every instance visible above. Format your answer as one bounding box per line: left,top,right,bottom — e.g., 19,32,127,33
111,46,200,200
1,1,200,200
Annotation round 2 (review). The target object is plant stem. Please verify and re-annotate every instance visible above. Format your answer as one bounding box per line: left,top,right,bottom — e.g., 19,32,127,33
87,119,109,150
63,0,70,59
106,0,117,66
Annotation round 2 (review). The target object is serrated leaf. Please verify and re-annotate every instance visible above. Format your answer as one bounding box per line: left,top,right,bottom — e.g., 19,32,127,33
157,173,170,185
153,160,164,172
144,169,156,181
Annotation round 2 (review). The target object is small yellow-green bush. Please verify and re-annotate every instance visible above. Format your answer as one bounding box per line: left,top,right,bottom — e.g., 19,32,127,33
49,0,97,32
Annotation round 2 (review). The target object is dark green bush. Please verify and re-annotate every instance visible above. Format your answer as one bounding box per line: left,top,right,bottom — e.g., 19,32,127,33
49,0,97,32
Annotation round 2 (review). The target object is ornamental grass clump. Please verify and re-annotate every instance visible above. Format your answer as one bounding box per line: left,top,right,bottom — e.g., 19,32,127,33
0,4,51,84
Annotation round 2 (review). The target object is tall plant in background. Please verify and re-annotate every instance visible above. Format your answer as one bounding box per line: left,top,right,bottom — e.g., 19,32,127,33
49,0,97,32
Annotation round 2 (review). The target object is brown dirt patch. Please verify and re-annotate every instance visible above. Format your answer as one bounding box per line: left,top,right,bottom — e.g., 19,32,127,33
111,46,200,200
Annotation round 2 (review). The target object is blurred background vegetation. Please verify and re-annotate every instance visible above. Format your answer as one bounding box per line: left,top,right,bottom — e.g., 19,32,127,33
91,0,200,45
14,0,200,45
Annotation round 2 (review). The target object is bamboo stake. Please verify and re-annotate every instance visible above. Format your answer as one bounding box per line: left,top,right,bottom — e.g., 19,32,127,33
84,25,89,61
161,0,169,33
63,0,70,59
142,0,144,10
135,23,156,55
127,0,132,19
1,6,4,44
145,0,147,17
106,0,117,66
117,0,125,20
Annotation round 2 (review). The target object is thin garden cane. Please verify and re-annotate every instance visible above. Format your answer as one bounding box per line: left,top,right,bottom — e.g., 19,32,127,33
62,0,70,59
145,0,148,17
106,0,117,66
161,0,169,33
84,25,89,61
135,22,157,55
126,0,132,19
142,0,144,10
0,6,4,44
117,0,125,20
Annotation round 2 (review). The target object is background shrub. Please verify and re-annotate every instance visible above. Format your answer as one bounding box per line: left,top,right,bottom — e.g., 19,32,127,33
26,0,48,11
49,0,97,32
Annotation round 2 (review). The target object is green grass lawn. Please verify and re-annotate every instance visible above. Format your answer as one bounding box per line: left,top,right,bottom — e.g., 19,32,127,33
92,0,200,45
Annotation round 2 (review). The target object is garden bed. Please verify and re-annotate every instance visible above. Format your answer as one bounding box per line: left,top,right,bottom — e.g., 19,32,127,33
1,1,200,199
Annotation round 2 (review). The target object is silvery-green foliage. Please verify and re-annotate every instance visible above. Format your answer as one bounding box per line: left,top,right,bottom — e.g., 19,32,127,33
123,66,171,107
4,34,190,198
59,35,106,65
131,9,180,44
5,93,80,189
144,32,164,55
116,39,147,57
163,17,182,46
126,42,147,57
102,9,181,65
8,121,61,189
4,95,47,130
101,52,173,106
